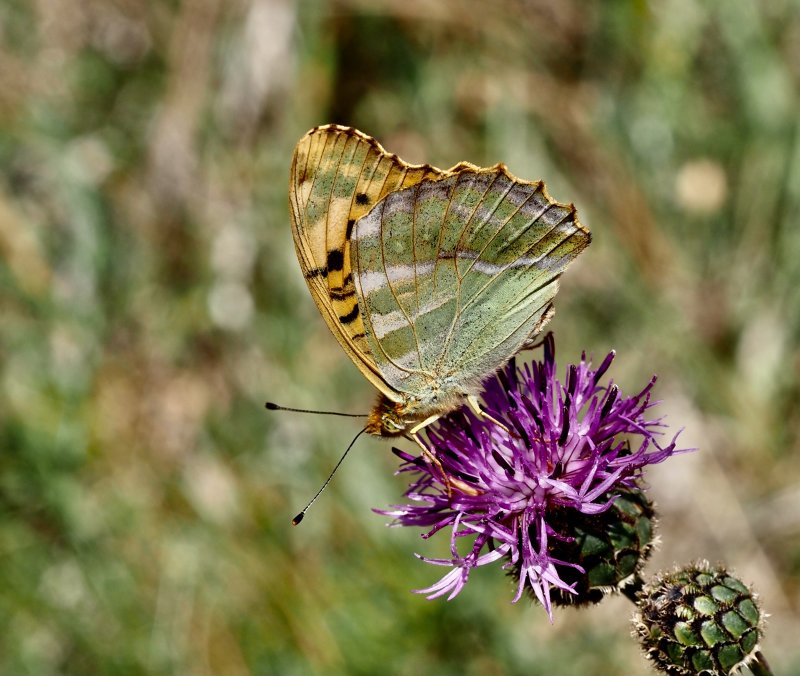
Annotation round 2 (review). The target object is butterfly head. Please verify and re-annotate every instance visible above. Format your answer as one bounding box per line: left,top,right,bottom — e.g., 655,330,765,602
365,394,408,437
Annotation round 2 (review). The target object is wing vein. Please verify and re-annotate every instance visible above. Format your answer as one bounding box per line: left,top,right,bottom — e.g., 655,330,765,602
355,198,425,379
459,208,575,317
380,171,425,370
447,225,586,372
437,171,508,370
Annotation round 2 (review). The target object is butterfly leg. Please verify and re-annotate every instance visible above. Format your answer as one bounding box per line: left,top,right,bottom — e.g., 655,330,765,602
409,414,440,435
407,431,453,497
409,416,463,494
408,431,480,498
409,399,512,438
409,417,457,496
466,395,516,437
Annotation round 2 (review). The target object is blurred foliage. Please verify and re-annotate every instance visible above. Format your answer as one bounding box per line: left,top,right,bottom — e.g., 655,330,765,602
0,0,799,674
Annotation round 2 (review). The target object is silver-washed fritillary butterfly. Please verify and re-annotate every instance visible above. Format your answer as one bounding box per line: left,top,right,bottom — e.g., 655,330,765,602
289,124,590,443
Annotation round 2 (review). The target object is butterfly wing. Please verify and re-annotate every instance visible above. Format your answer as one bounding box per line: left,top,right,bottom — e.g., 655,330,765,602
289,125,465,400
350,167,590,401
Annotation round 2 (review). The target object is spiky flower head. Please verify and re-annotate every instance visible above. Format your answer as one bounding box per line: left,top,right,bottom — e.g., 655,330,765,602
379,334,687,619
634,562,764,675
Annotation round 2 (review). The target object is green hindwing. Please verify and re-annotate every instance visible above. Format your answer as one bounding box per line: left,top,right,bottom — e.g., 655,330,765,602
350,169,590,399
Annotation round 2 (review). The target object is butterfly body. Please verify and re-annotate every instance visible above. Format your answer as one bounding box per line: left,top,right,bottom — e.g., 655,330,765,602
365,384,480,438
289,125,590,440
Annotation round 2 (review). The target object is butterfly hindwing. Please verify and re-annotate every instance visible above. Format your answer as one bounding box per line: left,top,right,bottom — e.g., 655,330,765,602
350,168,590,396
439,171,589,380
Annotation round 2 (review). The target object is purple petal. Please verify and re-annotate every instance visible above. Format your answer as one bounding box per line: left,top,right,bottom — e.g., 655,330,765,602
382,335,690,618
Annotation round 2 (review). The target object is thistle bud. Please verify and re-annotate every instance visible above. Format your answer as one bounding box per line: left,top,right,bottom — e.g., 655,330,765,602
634,562,763,675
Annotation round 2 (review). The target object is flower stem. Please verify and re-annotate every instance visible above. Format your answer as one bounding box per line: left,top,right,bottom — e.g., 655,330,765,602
748,650,774,676
621,573,645,605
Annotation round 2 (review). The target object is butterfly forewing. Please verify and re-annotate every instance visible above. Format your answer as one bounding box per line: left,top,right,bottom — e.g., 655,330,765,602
289,125,453,398
350,167,590,398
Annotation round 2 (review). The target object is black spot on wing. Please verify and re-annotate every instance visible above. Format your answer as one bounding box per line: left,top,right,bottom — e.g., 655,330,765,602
327,249,344,272
330,287,356,300
355,192,370,205
339,304,360,324
346,218,355,240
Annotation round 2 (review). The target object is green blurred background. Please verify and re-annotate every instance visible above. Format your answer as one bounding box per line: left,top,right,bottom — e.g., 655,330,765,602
1,0,799,673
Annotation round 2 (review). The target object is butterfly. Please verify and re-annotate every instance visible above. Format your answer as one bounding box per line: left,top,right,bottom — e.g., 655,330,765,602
289,124,590,445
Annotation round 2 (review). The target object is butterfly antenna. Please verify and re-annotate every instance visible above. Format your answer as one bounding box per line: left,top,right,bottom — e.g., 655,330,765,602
266,402,365,418
291,427,367,526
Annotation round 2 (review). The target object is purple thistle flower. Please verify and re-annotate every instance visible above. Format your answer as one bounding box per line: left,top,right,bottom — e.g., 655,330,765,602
378,334,688,620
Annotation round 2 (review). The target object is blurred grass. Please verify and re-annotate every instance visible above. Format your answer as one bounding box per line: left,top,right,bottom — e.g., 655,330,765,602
0,0,799,673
